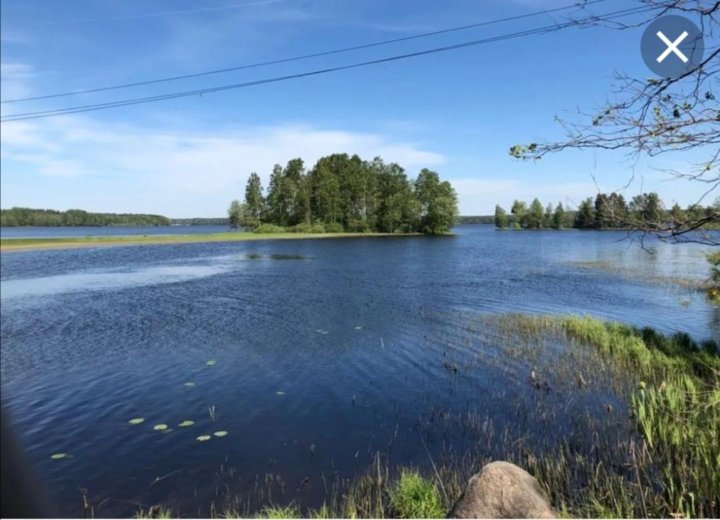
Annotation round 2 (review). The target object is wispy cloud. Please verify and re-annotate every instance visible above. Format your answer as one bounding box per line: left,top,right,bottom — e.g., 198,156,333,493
452,178,598,214
0,62,35,102
21,0,297,26
0,116,445,216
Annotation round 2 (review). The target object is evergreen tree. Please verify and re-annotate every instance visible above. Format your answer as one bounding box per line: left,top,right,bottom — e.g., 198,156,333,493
575,198,595,228
552,202,565,229
243,173,265,228
528,198,544,229
543,202,553,228
309,157,342,225
282,158,308,226
494,205,508,229
594,193,611,228
511,200,527,229
266,164,286,226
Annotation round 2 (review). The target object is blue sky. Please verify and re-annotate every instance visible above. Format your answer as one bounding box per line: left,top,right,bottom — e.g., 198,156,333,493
0,0,714,217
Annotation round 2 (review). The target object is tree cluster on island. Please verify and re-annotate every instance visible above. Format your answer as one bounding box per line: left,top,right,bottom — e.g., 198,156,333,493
228,154,458,235
494,192,720,231
0,207,170,227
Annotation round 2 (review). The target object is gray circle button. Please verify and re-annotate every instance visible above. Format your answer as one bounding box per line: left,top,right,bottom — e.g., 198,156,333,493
641,15,704,78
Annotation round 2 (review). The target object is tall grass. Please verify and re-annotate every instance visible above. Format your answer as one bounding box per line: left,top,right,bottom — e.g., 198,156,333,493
495,314,719,518
134,505,174,519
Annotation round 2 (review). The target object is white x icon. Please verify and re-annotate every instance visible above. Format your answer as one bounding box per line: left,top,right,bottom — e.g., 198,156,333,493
656,30,689,63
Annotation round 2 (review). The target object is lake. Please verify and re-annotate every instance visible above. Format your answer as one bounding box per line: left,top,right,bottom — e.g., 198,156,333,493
0,225,230,239
0,226,716,517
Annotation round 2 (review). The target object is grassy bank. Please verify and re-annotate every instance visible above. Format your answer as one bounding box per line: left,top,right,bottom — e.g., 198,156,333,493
133,315,718,519
496,315,719,518
0,232,419,253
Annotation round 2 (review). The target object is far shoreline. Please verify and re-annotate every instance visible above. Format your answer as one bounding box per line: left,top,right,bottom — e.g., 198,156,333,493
0,231,428,253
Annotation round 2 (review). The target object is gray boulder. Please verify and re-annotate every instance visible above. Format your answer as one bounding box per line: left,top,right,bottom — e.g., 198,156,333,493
451,461,555,518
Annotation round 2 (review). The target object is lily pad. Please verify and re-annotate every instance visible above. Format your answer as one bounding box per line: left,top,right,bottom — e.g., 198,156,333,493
153,424,168,431
128,418,145,425
196,435,212,442
206,360,217,366
213,431,228,437
178,420,194,427
51,452,72,460
354,326,363,330
276,391,285,396
183,382,196,387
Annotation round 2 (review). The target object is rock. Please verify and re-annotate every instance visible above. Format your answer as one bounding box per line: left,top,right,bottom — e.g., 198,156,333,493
451,461,555,518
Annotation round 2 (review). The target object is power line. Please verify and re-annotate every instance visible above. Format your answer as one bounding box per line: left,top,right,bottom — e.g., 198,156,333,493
0,5,656,123
1,0,606,104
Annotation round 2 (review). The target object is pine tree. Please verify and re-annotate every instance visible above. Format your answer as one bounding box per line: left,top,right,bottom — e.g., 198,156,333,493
552,202,565,229
575,198,595,228
244,173,265,228
494,205,508,229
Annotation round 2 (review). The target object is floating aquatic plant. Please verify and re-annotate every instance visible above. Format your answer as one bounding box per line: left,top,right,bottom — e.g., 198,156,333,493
206,360,216,366
196,435,211,442
50,453,72,460
355,326,363,330
153,424,168,431
178,420,194,427
276,391,285,396
213,431,228,437
183,382,195,387
128,418,145,425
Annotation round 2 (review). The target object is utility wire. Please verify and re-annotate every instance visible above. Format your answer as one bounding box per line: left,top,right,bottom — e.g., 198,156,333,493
0,5,656,123
1,0,606,104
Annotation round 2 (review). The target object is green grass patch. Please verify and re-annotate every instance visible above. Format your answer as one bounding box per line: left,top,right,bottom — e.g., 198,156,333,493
135,506,174,519
256,504,300,519
390,469,444,519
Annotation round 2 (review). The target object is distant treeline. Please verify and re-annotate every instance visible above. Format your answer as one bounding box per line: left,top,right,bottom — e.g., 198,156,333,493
458,215,494,224
494,192,719,229
229,154,458,235
170,218,229,226
1,207,170,227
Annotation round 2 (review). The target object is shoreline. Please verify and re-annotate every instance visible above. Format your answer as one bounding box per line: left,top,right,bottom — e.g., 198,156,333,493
0,231,423,253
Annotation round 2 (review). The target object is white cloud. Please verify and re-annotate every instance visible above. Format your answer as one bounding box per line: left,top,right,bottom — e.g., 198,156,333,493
453,178,598,214
0,116,445,217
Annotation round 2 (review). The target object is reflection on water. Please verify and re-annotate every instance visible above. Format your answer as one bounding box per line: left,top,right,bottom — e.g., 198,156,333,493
0,264,233,300
0,226,716,516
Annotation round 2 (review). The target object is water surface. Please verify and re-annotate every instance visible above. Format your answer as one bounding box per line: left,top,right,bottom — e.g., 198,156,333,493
1,226,716,516
1,225,228,239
